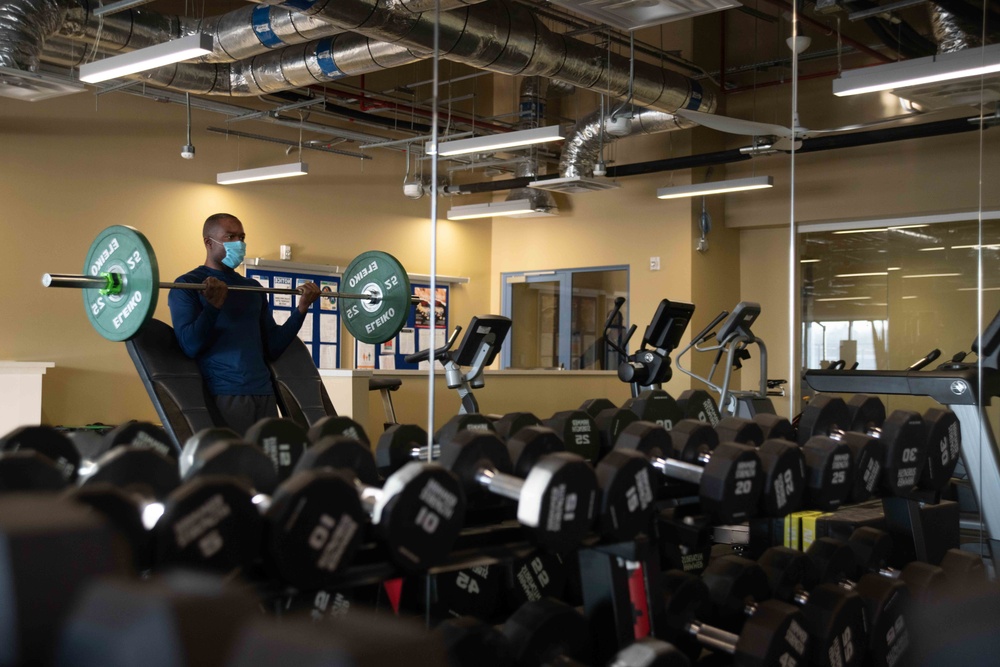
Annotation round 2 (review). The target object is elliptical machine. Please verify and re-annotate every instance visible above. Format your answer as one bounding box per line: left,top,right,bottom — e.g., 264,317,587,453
603,297,695,397
404,315,512,414
675,301,779,418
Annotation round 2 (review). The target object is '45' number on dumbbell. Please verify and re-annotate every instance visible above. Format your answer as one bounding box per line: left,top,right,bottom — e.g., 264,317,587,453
42,225,413,345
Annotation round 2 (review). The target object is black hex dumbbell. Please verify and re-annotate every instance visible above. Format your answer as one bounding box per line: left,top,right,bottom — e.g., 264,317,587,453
244,417,311,482
707,549,868,666
615,421,764,525
805,528,920,667
798,395,928,500
669,418,806,517
676,389,722,426
578,398,639,461
439,430,598,553
262,442,466,588
70,445,263,574
662,569,811,666
543,409,600,463
378,422,652,544
307,414,371,446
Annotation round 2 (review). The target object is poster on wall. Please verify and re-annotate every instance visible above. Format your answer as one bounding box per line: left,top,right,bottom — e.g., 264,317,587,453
245,260,341,369
355,282,449,370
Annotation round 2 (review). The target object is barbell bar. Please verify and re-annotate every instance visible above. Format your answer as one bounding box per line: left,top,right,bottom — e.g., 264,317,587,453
41,273,414,305
41,225,416,345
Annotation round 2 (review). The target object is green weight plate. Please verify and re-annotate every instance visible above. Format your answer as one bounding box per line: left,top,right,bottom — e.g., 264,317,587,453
340,250,411,345
83,225,159,341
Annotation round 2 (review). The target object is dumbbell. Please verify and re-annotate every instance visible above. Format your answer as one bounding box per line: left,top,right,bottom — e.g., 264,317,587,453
439,429,597,553
57,570,259,667
439,602,693,667
798,395,929,498
307,414,371,446
435,413,497,445
623,389,685,430
261,443,467,588
615,421,764,524
668,418,806,517
579,399,642,461
707,549,867,666
676,389,722,426
0,423,165,484
244,417,310,482
493,412,543,441
805,529,919,667
662,569,810,666
69,445,264,573
817,526,985,604
0,449,68,491
0,494,131,666
99,420,179,461
543,409,600,463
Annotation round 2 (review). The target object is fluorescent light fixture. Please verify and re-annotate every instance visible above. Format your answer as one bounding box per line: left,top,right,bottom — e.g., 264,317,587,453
952,244,1000,250
832,224,930,234
902,296,918,299
958,287,1000,292
427,125,564,157
835,272,888,278
816,296,873,302
888,267,901,271
834,43,1000,96
79,33,214,83
901,272,962,279
446,199,537,220
918,247,945,252
656,176,773,200
217,162,308,185
800,258,821,263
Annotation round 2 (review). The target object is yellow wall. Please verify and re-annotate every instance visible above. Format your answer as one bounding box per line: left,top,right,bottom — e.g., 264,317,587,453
7,53,996,430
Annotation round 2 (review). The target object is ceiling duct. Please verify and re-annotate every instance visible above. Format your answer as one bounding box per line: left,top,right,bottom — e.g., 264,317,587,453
886,3,1000,110
545,0,741,31
504,76,558,216
531,105,694,193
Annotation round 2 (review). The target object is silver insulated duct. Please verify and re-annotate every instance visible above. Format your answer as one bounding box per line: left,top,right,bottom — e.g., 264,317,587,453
560,106,696,179
0,0,70,70
506,76,557,214
929,3,979,53
286,0,716,115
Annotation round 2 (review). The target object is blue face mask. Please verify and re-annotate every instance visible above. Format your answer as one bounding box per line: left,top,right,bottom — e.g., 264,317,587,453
210,238,246,269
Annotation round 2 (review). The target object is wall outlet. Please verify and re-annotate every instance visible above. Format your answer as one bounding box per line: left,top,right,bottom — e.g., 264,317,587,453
650,256,661,271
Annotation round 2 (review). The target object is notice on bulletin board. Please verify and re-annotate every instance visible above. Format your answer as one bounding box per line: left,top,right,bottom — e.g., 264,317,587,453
244,263,341,369
355,283,449,371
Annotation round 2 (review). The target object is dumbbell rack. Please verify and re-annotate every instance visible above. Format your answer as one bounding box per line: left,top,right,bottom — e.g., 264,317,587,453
805,364,1000,565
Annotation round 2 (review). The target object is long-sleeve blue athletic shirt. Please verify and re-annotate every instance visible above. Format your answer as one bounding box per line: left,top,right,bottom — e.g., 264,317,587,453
168,265,306,396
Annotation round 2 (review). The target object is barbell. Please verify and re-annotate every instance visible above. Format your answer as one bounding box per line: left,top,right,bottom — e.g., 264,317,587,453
41,225,414,345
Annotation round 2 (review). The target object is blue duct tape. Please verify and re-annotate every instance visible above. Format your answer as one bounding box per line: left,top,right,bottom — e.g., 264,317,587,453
252,6,285,48
685,81,704,111
316,38,343,78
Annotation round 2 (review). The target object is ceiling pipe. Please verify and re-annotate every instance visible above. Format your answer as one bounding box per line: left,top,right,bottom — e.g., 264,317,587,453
446,113,984,189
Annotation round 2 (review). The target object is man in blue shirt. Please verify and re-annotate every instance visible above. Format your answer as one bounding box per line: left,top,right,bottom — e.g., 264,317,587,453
168,213,321,434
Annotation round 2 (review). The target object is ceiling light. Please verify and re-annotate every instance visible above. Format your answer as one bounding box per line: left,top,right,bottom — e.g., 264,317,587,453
834,272,888,278
79,33,214,83
902,296,918,299
446,199,538,220
832,224,930,234
957,287,1000,291
800,258,821,263
901,272,962,279
918,247,945,252
952,244,1000,250
656,176,773,200
887,267,901,271
426,125,564,157
815,296,873,302
833,43,1000,96
217,162,308,185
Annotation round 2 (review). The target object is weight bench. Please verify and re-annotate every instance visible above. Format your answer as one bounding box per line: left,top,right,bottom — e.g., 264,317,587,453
125,318,221,450
267,336,403,430
267,336,337,428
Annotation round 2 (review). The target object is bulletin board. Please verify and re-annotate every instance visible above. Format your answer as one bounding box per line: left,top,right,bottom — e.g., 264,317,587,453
245,262,342,369
354,283,449,371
